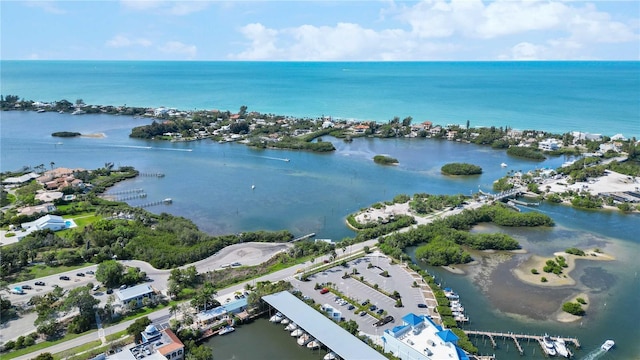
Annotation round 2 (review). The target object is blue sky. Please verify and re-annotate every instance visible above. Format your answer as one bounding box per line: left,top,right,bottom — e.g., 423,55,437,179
2,0,639,60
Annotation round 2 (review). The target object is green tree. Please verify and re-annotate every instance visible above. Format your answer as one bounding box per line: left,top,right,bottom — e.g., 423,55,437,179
32,353,55,360
186,344,213,360
96,260,125,288
127,316,152,343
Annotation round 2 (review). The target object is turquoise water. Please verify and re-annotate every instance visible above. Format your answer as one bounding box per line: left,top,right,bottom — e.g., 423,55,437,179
1,61,639,358
2,61,639,137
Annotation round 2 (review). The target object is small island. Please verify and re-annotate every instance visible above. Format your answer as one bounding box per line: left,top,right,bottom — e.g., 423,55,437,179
51,131,81,138
441,162,483,175
373,155,399,165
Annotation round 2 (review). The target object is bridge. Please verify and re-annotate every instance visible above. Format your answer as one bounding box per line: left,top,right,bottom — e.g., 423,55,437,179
479,187,524,202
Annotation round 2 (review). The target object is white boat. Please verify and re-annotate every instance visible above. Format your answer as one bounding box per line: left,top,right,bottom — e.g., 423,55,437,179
280,318,290,325
553,337,569,358
284,322,297,331
297,333,311,346
71,109,86,115
306,339,321,349
501,162,508,167
291,329,304,337
323,352,337,360
601,339,615,351
218,326,235,335
251,184,255,190
443,288,459,300
542,334,557,356
269,312,283,323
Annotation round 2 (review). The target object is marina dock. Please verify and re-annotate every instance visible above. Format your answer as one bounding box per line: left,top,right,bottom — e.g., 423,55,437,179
464,330,580,356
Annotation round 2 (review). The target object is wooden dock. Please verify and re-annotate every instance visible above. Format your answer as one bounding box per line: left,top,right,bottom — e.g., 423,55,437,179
464,330,580,355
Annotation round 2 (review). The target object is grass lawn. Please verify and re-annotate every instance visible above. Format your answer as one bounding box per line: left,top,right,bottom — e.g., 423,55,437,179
54,339,102,360
28,262,94,279
2,330,96,360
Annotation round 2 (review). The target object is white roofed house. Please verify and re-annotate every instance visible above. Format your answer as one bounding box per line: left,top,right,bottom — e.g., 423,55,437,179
115,284,156,309
21,214,66,232
538,138,560,151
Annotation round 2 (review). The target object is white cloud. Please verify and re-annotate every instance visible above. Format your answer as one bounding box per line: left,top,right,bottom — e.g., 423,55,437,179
120,0,208,15
158,41,197,59
24,1,66,14
230,0,638,60
106,35,152,48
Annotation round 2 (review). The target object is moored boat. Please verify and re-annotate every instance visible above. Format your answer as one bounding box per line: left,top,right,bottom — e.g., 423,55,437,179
542,334,557,356
306,339,321,349
269,312,284,323
284,322,297,331
281,317,290,325
601,339,615,351
218,326,235,335
323,352,337,360
297,333,311,346
290,329,304,337
553,337,570,358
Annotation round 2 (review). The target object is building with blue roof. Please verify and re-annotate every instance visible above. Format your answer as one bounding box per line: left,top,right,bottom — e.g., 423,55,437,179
382,312,469,360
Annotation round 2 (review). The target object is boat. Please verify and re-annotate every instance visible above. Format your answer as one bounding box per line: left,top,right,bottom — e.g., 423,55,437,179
284,322,297,331
280,318,290,325
553,337,570,358
306,339,321,349
251,184,255,190
290,329,304,337
323,352,337,360
218,326,235,335
542,334,557,356
601,339,615,351
71,109,86,115
443,288,459,300
284,158,290,162
501,162,508,167
297,333,311,346
269,312,283,323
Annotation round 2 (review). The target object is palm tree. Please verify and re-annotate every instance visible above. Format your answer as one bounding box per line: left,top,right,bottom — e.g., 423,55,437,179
169,304,179,321
50,161,55,171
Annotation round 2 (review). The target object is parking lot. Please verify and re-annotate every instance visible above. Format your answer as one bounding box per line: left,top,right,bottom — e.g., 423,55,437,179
291,251,431,334
5,265,100,304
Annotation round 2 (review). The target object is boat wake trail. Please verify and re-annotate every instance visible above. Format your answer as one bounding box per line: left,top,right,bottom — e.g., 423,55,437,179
108,145,192,152
579,348,605,360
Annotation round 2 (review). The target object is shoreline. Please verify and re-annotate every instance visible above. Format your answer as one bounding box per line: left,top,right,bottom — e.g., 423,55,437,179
511,249,615,288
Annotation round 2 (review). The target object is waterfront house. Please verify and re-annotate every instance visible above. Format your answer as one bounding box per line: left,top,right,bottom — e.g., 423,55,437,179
1,172,40,185
101,325,184,360
538,138,560,151
382,313,469,360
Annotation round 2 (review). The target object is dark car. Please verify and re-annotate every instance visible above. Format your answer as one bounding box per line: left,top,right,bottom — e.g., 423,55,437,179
369,305,377,311
376,308,384,315
359,311,367,316
21,284,32,290
106,289,113,294
76,272,85,277
417,303,428,308
35,281,45,286
347,305,355,310
361,300,369,306
373,315,394,327
59,275,70,281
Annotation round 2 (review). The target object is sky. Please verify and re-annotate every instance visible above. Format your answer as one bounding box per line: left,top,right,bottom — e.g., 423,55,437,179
1,0,639,61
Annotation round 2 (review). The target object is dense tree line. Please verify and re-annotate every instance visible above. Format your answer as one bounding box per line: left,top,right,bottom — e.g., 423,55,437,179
506,146,546,160
409,193,466,214
440,163,482,175
129,120,193,139
373,155,399,165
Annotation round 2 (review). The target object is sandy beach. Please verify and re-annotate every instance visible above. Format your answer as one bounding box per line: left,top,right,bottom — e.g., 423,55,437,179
512,249,615,287
80,132,106,138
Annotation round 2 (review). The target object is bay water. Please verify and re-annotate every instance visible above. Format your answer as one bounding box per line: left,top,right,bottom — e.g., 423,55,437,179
1,61,639,358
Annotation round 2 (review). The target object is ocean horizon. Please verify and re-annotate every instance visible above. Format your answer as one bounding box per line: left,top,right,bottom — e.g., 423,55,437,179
2,60,639,138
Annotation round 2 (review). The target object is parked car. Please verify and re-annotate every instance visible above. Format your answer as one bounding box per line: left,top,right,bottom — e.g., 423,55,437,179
374,315,395,327
369,305,377,311
347,305,355,310
76,272,85,277
417,303,428,308
376,308,384,315
106,289,113,294
319,288,330,294
361,300,369,306
35,281,45,286
359,311,367,316
59,276,70,281
21,285,32,290
119,284,128,290
86,270,95,275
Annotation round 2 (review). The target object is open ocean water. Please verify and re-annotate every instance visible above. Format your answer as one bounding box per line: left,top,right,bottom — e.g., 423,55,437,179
1,61,639,137
1,61,639,358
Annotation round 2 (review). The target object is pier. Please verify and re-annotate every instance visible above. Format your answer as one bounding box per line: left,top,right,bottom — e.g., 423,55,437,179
464,330,580,356
139,172,165,177
136,198,173,208
291,233,316,242
509,199,540,206
116,193,147,201
105,188,145,195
